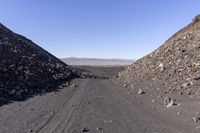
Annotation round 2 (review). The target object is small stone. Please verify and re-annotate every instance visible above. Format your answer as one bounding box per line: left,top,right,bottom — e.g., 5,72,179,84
96,127,103,131
194,75,200,80
159,63,165,72
124,84,128,87
152,99,156,103
193,117,200,123
82,128,89,132
164,97,171,105
164,91,168,94
164,97,177,107
138,89,145,95
166,100,175,108
167,99,177,108
29,129,33,132
71,84,78,88
179,92,183,95
182,83,188,88
187,90,192,95
183,36,187,40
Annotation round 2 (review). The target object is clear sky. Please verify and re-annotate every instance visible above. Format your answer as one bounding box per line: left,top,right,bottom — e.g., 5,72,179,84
0,0,200,59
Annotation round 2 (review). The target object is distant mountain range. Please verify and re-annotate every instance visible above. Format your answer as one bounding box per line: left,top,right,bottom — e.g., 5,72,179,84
61,57,135,66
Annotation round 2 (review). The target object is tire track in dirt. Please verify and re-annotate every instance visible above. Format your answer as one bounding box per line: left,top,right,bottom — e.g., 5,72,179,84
37,80,89,133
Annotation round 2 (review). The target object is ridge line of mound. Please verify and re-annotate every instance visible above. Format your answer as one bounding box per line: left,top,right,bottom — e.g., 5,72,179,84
119,15,200,96
0,23,77,105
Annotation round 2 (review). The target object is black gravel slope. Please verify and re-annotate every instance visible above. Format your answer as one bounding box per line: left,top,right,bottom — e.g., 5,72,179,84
0,23,76,105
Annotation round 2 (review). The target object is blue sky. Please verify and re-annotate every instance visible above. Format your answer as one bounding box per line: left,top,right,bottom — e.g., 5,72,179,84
0,0,200,59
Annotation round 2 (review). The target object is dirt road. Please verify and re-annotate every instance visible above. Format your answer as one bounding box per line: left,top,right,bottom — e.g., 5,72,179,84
0,67,195,133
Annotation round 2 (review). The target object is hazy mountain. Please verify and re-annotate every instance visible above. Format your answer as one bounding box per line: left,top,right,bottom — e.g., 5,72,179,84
61,57,135,66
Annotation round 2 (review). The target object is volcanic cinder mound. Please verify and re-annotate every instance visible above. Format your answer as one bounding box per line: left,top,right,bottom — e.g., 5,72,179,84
0,23,75,104
119,15,200,95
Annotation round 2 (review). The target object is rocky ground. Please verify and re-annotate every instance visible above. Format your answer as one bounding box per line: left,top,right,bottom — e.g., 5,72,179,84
115,15,200,131
119,15,200,101
120,15,200,93
0,23,77,105
1,66,198,133
1,14,200,133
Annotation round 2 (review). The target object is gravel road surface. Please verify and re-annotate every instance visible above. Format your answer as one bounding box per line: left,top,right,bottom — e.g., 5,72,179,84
0,67,195,133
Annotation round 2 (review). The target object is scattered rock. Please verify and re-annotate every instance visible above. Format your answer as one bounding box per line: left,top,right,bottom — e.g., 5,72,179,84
193,117,200,123
182,83,188,88
124,84,128,87
164,97,171,105
82,128,89,132
164,97,177,107
166,100,177,108
179,92,183,95
152,99,156,103
118,15,200,99
96,127,103,131
159,63,165,72
138,89,145,95
28,129,33,133
186,90,192,95
194,75,200,80
0,23,75,105
71,84,78,88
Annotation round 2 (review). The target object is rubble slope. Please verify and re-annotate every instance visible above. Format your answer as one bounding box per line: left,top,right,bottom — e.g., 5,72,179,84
0,23,75,104
119,15,200,95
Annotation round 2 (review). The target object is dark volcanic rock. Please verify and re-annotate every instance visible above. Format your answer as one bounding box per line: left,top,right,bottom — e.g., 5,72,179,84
119,15,200,95
0,23,76,105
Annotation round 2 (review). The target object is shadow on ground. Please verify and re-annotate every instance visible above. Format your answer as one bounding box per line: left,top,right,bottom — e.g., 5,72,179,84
0,66,117,107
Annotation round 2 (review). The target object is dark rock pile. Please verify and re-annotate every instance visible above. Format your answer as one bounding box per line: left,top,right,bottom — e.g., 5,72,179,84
119,15,200,95
0,23,76,104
